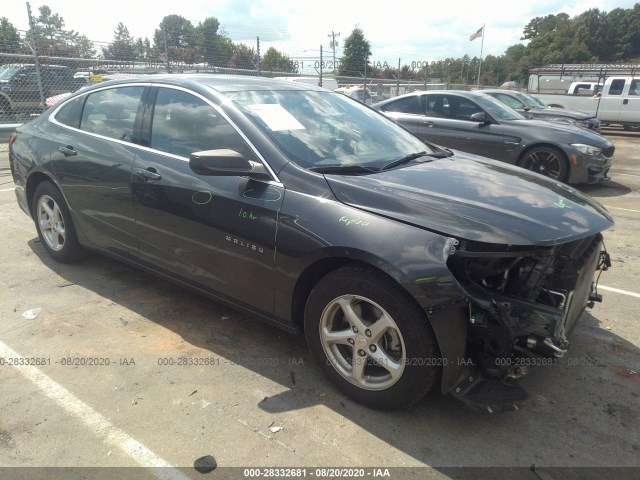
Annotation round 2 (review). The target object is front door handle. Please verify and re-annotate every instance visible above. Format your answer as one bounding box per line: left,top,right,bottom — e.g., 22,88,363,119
136,168,162,181
58,145,77,156
421,120,435,127
623,99,629,105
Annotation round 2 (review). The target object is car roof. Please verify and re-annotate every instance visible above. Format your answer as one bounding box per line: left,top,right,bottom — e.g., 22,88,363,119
84,74,325,93
372,89,488,107
480,89,520,95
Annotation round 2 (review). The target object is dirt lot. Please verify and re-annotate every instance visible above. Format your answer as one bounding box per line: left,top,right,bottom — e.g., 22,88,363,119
0,129,638,480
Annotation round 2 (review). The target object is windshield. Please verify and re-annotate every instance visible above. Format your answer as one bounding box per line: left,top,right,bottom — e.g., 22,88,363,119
0,66,21,81
474,93,525,121
230,90,433,170
514,91,548,109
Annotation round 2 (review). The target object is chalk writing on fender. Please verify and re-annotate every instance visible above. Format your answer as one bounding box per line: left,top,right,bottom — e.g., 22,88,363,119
339,215,370,227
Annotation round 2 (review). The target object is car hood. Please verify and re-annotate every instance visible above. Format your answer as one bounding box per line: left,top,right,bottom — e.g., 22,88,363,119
505,118,610,145
325,155,613,246
530,107,597,121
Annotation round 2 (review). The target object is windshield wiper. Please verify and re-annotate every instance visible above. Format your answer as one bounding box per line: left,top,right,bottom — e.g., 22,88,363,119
381,151,430,170
310,164,380,175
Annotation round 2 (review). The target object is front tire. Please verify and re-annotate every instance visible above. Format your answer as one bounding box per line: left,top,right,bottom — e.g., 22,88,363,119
304,266,440,409
32,181,85,263
519,146,568,182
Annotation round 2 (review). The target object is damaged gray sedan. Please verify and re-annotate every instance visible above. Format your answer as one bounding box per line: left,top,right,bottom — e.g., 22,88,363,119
9,75,612,412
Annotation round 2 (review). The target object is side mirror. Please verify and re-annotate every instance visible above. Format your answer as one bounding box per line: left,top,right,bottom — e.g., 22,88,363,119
469,112,489,124
189,149,270,179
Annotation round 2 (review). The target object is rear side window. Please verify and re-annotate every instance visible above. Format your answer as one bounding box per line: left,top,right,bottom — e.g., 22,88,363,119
425,95,450,117
55,96,85,128
380,95,423,114
80,86,144,142
150,88,245,157
608,79,626,96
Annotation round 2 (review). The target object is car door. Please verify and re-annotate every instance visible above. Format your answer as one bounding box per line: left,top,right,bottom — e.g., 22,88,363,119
132,86,283,314
619,78,640,124
598,78,627,122
48,85,146,256
414,93,506,159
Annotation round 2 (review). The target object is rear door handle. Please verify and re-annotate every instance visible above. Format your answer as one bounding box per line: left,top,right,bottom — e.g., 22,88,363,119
58,145,77,156
136,168,162,181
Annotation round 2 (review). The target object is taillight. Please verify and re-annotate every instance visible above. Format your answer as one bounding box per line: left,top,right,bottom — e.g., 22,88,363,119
8,132,17,148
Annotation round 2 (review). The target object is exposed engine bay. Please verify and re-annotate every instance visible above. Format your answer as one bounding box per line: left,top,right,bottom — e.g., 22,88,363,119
443,233,611,411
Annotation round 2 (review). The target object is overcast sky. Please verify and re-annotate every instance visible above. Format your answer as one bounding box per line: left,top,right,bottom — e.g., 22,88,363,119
5,0,638,68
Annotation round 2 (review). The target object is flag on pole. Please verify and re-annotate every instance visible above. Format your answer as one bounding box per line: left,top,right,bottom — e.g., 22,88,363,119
469,26,483,41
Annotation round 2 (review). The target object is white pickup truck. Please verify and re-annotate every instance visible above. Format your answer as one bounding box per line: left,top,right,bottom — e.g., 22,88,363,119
532,76,640,130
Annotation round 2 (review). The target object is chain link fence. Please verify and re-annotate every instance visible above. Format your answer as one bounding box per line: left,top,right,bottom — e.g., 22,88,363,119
1,21,475,124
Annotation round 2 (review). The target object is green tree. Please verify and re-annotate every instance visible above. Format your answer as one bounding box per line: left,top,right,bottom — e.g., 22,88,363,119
228,43,258,70
501,44,528,84
33,5,71,56
262,47,298,73
154,15,197,64
31,6,95,58
0,17,21,53
608,4,640,60
339,27,371,77
574,9,615,61
134,37,152,63
196,17,219,65
103,23,135,62
73,34,96,58
215,35,234,67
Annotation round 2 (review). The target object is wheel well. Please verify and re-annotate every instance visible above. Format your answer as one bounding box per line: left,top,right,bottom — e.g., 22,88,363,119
291,258,422,332
25,172,55,216
518,143,568,166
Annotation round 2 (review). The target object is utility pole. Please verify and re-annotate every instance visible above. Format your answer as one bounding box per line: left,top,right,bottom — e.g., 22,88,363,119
327,31,340,72
26,2,45,112
256,36,261,76
162,23,170,72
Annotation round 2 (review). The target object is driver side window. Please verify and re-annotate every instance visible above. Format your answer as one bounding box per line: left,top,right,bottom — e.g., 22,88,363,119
150,88,246,157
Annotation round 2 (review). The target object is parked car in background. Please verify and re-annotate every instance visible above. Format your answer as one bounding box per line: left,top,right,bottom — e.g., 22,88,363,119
567,81,602,95
9,75,613,412
44,72,148,108
481,88,601,132
334,84,375,104
531,76,640,131
372,90,614,184
0,64,86,118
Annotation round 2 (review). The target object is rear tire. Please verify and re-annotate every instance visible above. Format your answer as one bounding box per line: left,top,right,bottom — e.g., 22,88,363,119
32,181,86,263
304,265,440,409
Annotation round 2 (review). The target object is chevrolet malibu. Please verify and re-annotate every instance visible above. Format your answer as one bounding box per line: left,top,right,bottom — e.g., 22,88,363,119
372,90,614,184
9,75,613,411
